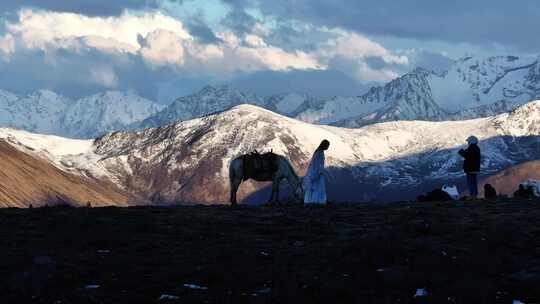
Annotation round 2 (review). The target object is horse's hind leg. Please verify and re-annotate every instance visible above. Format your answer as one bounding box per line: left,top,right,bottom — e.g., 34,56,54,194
230,177,241,205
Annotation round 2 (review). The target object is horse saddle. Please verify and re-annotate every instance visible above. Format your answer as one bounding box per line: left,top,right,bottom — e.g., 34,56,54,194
242,150,278,181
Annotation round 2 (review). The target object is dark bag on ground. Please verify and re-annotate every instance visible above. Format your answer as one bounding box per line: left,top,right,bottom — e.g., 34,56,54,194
417,188,454,202
484,184,497,199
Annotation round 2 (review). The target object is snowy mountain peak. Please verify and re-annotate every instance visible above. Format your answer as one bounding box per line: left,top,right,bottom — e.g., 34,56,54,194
0,89,17,101
199,84,233,95
34,89,61,99
0,89,163,138
492,100,540,137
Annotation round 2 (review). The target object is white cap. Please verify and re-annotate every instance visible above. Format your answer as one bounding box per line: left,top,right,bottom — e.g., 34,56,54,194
466,135,479,144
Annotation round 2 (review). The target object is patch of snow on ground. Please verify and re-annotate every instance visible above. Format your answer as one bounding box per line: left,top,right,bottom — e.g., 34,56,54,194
158,294,180,300
413,288,428,297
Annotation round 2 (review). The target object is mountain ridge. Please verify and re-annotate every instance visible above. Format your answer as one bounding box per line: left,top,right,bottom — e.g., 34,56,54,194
1,54,540,140
0,90,164,139
3,100,539,205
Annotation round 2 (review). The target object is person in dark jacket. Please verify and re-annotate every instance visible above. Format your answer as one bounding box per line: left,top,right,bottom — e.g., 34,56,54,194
458,136,481,198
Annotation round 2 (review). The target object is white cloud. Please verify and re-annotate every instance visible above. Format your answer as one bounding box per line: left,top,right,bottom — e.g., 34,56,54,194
320,31,408,65
0,34,15,60
244,34,268,48
139,29,186,67
7,9,191,51
90,66,118,88
0,8,411,95
314,31,409,82
0,9,323,75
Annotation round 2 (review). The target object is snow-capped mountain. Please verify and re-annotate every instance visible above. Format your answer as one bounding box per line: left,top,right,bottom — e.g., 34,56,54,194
138,55,540,130
0,90,163,138
309,55,540,127
63,91,164,138
0,90,71,135
2,54,539,138
5,100,540,204
302,68,448,127
138,85,320,129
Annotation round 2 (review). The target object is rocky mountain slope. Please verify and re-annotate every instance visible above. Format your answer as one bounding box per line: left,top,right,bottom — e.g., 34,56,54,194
0,138,135,208
137,85,321,129
137,55,540,130
0,90,163,139
6,100,539,204
321,55,540,127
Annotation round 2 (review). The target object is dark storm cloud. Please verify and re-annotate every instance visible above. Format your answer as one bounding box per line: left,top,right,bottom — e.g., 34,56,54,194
0,0,161,16
409,51,454,75
220,0,540,51
0,47,176,102
227,69,369,98
221,9,258,36
365,57,386,70
184,18,222,44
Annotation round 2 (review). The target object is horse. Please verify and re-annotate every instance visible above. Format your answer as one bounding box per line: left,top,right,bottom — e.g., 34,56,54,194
229,152,304,205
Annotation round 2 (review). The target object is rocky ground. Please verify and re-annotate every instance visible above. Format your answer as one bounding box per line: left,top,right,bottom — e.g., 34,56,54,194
1,199,540,303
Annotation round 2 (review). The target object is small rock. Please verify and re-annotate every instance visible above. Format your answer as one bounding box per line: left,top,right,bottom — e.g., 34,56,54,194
158,294,180,300
293,241,305,247
511,267,540,284
257,287,271,294
33,256,56,266
183,284,208,290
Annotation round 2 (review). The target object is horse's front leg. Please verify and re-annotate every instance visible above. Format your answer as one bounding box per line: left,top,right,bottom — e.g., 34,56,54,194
269,176,281,205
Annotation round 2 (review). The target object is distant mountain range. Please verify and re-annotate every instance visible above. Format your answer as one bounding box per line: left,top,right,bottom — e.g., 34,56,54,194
1,100,539,205
0,55,539,138
0,90,163,138
140,55,540,129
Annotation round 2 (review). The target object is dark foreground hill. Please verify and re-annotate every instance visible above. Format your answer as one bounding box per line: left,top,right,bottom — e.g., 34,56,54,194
1,200,540,303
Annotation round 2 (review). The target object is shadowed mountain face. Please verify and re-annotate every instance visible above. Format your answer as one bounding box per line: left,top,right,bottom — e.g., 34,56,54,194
480,160,540,196
0,140,134,207
71,101,540,204
2,100,540,205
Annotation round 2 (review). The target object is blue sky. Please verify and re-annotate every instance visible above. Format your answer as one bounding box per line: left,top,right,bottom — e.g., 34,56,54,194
0,0,537,103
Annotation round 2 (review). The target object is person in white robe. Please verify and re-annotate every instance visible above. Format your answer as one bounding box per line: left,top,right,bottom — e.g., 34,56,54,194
303,139,330,204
